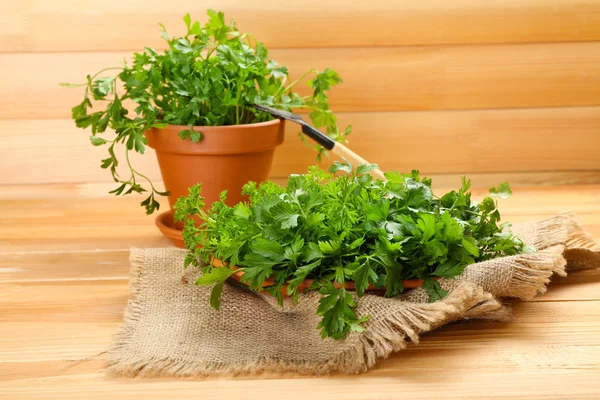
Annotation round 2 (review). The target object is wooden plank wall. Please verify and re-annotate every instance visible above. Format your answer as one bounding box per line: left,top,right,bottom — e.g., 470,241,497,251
1,0,599,189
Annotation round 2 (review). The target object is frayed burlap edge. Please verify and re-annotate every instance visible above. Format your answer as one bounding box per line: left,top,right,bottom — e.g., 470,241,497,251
504,213,599,299
106,214,599,377
106,250,147,374
107,277,507,376
343,283,511,373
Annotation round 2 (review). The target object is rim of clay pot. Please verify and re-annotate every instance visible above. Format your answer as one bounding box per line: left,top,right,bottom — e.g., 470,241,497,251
146,118,284,155
160,118,281,131
211,258,427,297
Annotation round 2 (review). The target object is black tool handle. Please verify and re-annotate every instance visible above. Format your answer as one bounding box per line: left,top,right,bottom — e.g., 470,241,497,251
301,124,336,150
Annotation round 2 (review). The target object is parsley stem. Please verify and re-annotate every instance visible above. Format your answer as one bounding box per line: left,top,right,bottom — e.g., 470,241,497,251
336,257,345,285
66,67,122,88
126,150,159,194
463,209,480,216
448,197,459,213
89,67,122,81
279,69,316,95
124,150,137,185
288,104,316,109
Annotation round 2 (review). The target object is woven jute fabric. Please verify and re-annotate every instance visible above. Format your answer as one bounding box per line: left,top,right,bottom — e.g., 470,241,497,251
107,213,600,376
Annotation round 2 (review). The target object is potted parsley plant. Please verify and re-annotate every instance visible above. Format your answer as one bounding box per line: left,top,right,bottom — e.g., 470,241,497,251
63,10,350,244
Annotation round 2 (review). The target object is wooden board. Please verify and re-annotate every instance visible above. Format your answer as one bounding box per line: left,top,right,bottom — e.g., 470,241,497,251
1,107,599,185
2,0,600,52
1,183,600,253
2,42,600,119
0,183,599,399
1,367,600,400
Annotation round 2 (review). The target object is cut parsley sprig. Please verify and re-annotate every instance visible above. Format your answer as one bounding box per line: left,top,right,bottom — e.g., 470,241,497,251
175,161,533,340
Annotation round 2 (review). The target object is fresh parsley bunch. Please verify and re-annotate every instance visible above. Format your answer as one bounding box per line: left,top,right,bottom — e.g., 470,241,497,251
63,10,351,214
175,162,533,340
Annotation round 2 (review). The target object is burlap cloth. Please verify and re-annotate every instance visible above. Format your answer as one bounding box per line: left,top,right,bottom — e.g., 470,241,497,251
107,213,600,376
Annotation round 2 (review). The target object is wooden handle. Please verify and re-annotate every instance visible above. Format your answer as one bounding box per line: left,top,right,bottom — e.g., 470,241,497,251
332,143,386,181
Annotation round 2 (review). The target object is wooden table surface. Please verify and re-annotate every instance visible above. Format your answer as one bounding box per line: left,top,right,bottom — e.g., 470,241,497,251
1,183,599,400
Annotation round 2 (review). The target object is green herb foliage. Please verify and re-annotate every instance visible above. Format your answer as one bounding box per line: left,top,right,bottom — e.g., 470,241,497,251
175,162,533,340
63,11,351,214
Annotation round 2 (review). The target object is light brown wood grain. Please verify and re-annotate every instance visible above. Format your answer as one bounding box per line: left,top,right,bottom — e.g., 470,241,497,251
3,173,600,205
1,107,599,185
1,305,600,396
2,344,600,384
0,250,130,282
1,1,599,396
1,184,599,253
0,183,599,398
1,370,600,400
2,42,600,119
2,0,600,52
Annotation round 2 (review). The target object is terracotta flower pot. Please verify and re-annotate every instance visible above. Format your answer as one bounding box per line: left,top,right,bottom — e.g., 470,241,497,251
148,119,285,246
211,258,428,297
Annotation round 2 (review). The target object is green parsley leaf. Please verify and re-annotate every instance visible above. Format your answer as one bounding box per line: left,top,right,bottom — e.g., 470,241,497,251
440,211,464,242
195,267,235,310
353,258,378,296
417,214,439,242
196,266,235,286
329,159,353,175
461,237,480,257
489,182,513,199
90,136,107,146
433,261,466,278
422,279,449,303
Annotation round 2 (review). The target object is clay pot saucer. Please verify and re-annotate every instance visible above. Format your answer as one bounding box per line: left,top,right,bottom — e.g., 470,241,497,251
211,258,427,297
155,210,185,248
